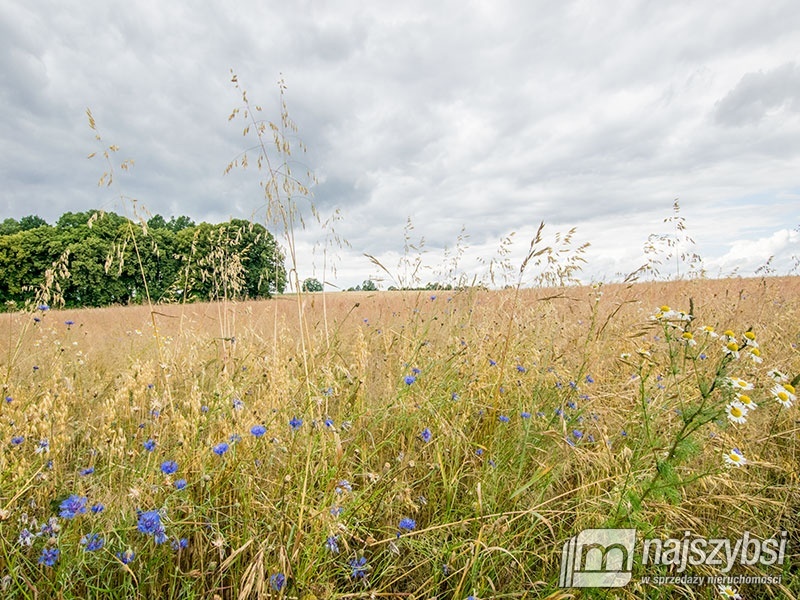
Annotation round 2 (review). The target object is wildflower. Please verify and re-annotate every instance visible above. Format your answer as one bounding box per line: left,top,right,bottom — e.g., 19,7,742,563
399,517,416,532
475,448,484,456
718,584,742,599
65,320,74,326
171,538,189,551
521,411,531,419
742,330,758,348
681,331,696,346
412,367,421,374
700,325,718,338
38,304,49,311
174,479,187,490
212,442,229,456
91,503,104,513
330,506,343,517
567,401,577,410
572,430,583,439
722,340,740,358
498,414,510,423
18,528,35,547
488,359,497,366
725,402,748,424
250,424,267,438
201,405,209,413
516,365,526,373
40,517,60,537
228,433,242,444
80,467,94,476
35,439,49,454
326,535,340,553
350,556,368,579
160,460,178,475
699,352,708,360
117,548,135,564
10,436,24,446
736,394,757,410
38,547,60,567
726,377,753,391
232,397,244,410
404,375,416,385
137,510,167,544
80,533,104,552
723,448,747,467
143,439,156,452
59,495,88,519
772,384,796,408
747,347,763,363
585,375,594,384
420,428,432,443
289,416,303,430
767,369,788,382
536,411,545,418
269,573,286,591
335,480,352,494
4,395,11,403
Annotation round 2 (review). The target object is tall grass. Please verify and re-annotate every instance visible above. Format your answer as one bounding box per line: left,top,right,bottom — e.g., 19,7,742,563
0,81,798,600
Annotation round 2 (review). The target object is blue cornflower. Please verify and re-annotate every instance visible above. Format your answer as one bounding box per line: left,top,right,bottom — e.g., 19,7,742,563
587,434,595,443
18,528,35,547
289,416,303,430
36,439,49,454
91,503,104,513
572,430,583,439
699,353,708,360
411,367,421,375
350,556,368,579
488,459,496,468
171,538,189,551
489,359,497,366
585,375,595,384
399,517,416,531
65,320,74,326
404,375,416,385
521,411,531,419
421,428,432,443
498,415,510,423
117,548,135,564
79,466,94,476
232,397,244,410
536,411,545,418
326,535,340,553
250,424,267,438
137,510,167,544
38,547,60,567
516,365,526,373
143,439,156,452
475,448,484,456
60,494,88,519
201,405,209,413
451,392,459,401
174,479,187,490
335,480,352,494
38,304,49,311
213,443,229,456
4,396,11,403
10,436,24,446
567,401,577,410
330,506,343,518
270,573,286,591
324,418,334,428
160,460,178,475
621,430,628,437
81,533,104,552
229,433,242,444
555,408,564,417
569,381,578,390
39,517,60,537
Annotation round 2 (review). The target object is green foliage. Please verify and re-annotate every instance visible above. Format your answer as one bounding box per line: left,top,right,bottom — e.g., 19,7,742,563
0,211,285,310
302,277,323,292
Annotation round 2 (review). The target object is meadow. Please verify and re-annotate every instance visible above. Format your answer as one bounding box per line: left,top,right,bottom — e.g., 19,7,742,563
1,275,798,599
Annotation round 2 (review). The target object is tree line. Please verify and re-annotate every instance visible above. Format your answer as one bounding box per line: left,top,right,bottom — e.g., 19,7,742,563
0,211,286,311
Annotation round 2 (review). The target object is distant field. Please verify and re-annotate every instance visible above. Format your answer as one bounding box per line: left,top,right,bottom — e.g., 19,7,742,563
1,277,798,599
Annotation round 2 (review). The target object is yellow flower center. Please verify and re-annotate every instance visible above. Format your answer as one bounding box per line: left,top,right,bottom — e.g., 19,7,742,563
682,332,693,340
730,406,743,418
777,391,789,401
744,331,756,340
750,348,761,357
729,453,741,463
660,305,671,312
739,395,751,405
785,384,795,394
723,330,736,338
726,342,739,352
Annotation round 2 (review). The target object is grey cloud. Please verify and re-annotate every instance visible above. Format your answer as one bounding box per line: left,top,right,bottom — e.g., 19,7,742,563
714,62,800,126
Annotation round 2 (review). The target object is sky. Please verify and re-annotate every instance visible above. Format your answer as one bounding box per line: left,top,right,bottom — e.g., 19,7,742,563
2,0,799,290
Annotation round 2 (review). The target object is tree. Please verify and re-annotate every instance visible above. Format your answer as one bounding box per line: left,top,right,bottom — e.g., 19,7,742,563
361,279,377,291
302,278,323,292
19,215,48,231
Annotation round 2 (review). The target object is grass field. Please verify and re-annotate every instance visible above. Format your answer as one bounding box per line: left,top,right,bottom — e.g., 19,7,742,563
1,276,798,599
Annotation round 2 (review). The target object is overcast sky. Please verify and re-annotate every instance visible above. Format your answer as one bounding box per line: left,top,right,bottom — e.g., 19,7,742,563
2,1,799,289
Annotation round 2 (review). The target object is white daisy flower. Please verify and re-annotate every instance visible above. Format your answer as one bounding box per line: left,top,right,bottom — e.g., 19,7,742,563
722,340,740,359
700,325,718,338
726,377,754,391
772,384,796,408
718,584,742,599
767,369,789,383
681,331,696,347
725,401,748,424
747,347,763,364
742,330,759,348
736,393,757,410
723,448,747,467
